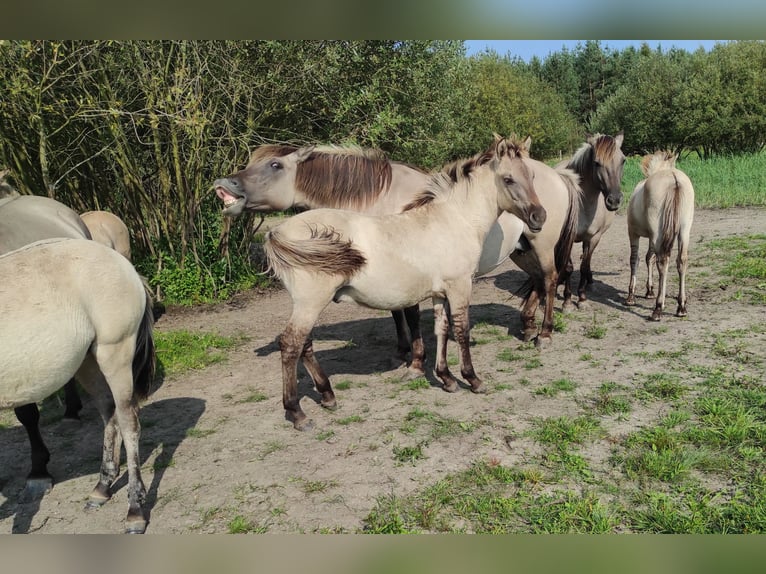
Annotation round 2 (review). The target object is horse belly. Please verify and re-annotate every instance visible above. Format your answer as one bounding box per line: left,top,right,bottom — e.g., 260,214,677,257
0,312,92,408
336,268,434,310
477,215,524,276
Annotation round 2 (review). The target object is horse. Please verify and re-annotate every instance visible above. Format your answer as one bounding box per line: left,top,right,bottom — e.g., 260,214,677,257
214,138,581,349
0,238,157,533
0,189,93,422
626,150,695,321
262,135,546,431
506,138,582,347
557,132,626,308
81,210,132,261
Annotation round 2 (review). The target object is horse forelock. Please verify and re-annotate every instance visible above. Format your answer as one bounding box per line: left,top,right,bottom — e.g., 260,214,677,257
641,150,676,176
501,137,531,159
590,134,621,164
293,146,393,210
249,144,298,163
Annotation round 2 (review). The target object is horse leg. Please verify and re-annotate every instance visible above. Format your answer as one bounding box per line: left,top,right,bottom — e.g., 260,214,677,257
536,270,558,349
520,289,540,343
300,338,336,410
75,357,121,509
676,236,689,317
645,246,656,298
95,343,149,534
390,309,410,362
449,298,485,394
651,251,670,321
14,403,53,499
626,236,640,306
559,255,575,311
432,297,460,393
63,379,83,421
403,304,426,377
577,240,595,306
280,295,331,431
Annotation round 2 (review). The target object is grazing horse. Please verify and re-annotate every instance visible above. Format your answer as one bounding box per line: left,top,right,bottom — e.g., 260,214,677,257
214,138,581,350
263,136,545,430
557,132,626,308
81,210,132,261
0,238,157,533
626,150,695,320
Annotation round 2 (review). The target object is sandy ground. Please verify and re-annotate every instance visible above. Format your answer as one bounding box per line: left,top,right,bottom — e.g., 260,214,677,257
1,206,764,534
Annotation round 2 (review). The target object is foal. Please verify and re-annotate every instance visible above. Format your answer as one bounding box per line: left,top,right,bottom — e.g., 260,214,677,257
264,136,545,430
626,150,695,320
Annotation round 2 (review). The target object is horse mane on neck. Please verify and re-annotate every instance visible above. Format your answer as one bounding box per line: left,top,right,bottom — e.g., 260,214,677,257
569,133,618,173
298,145,394,210
641,150,676,177
401,148,493,212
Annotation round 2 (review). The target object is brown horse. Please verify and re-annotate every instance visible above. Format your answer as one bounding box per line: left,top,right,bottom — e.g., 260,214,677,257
214,138,580,349
557,132,626,308
263,136,545,430
626,150,695,320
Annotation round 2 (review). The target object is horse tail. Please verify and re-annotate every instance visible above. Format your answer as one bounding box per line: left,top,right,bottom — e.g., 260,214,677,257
659,174,682,256
132,289,158,402
265,224,367,283
553,168,582,278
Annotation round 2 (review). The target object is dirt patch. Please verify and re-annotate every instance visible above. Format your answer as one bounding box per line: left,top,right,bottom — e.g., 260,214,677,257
1,207,764,533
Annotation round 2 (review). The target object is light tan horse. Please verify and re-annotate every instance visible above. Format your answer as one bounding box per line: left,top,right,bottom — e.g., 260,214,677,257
214,138,581,349
626,150,695,320
557,132,626,308
0,238,157,533
263,136,545,430
80,210,132,261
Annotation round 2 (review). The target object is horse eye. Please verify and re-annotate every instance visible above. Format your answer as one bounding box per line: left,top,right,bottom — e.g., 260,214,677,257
503,176,514,186
270,161,282,170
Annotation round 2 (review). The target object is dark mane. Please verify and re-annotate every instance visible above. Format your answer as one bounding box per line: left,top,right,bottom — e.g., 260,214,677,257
295,145,394,210
568,133,619,172
401,149,492,213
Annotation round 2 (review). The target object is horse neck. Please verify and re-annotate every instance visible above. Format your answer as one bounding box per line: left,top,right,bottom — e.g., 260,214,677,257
443,167,501,235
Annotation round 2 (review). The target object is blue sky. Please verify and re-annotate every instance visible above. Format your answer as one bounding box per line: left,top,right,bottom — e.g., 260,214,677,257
464,40,725,62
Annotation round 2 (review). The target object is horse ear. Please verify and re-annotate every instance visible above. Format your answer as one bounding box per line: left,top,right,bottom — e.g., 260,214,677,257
614,131,624,147
495,137,508,157
492,132,503,144
523,136,533,151
294,145,315,162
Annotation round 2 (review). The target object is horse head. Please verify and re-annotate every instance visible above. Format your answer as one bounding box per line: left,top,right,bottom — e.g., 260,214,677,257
492,135,546,233
213,144,313,216
588,132,626,212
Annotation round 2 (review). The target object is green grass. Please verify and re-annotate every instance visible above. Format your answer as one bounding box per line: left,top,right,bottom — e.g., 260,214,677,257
155,329,246,377
704,234,766,303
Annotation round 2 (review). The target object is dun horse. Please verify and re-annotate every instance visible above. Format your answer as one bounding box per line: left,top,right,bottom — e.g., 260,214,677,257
263,136,545,430
0,238,157,533
81,210,132,261
214,138,580,349
626,150,695,320
557,132,626,308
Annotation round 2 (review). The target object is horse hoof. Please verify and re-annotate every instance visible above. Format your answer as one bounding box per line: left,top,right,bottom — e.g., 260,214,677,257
320,399,338,410
625,297,636,306
649,313,662,322
521,330,537,342
470,383,487,394
676,307,687,317
294,418,315,432
85,495,110,509
20,477,53,501
576,300,589,310
534,336,552,350
124,520,147,534
442,381,459,393
403,367,426,381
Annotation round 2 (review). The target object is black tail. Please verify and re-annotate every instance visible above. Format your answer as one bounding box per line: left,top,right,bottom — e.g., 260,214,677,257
132,290,159,401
